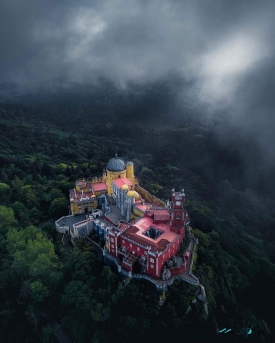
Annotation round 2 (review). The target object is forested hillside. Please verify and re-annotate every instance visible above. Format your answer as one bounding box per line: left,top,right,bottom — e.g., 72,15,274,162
0,100,274,342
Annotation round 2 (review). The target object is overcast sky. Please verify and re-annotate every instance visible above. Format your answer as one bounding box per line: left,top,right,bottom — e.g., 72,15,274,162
1,0,275,156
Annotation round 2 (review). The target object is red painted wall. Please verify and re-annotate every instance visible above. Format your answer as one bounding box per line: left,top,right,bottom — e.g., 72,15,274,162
170,263,187,275
109,229,184,278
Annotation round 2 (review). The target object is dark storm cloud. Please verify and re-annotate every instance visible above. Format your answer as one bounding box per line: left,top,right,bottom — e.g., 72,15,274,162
1,0,275,156
1,0,273,86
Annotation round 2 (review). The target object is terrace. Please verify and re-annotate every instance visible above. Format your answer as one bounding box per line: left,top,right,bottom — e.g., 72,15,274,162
55,213,87,233
104,203,125,225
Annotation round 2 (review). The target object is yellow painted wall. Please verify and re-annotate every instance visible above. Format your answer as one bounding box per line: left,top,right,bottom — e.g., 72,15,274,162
126,163,135,184
75,185,82,192
106,170,127,195
133,207,144,217
71,200,97,215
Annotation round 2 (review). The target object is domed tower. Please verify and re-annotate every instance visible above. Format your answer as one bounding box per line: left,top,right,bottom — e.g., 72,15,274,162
121,184,129,191
106,157,126,195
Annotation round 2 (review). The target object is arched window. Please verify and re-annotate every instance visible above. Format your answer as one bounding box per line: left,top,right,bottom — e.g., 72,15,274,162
176,213,180,220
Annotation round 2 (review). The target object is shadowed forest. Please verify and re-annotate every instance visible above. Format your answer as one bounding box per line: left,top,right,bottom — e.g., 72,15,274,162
0,81,274,343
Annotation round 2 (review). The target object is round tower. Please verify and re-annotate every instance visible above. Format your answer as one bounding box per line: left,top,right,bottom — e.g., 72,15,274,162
126,161,135,184
106,157,126,195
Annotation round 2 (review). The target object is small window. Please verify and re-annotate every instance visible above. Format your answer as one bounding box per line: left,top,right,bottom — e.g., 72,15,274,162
129,243,132,247
137,247,140,251
151,265,154,268
150,258,154,263
176,214,180,219
111,238,114,242
122,240,125,244
111,244,114,248
111,249,114,252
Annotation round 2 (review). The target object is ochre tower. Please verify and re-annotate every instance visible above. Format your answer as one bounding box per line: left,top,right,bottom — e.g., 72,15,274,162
126,161,135,184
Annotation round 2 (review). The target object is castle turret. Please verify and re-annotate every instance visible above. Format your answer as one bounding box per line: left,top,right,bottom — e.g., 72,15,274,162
170,188,185,237
124,191,135,221
126,161,135,184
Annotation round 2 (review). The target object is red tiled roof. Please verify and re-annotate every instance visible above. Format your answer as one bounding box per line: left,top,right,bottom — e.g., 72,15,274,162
122,230,171,252
122,231,157,248
119,215,179,252
76,181,85,186
118,222,129,231
112,178,133,188
146,209,170,221
69,190,95,202
127,226,139,234
76,181,94,190
154,212,170,221
134,203,150,212
158,239,170,250
92,183,108,191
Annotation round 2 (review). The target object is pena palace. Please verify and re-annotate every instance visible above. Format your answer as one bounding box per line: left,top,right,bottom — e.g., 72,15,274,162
55,157,199,288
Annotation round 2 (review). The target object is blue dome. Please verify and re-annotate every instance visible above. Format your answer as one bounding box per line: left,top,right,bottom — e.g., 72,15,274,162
107,157,126,172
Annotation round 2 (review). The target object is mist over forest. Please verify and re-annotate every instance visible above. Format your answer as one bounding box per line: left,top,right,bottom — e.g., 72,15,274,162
1,1,275,342
2,75,275,197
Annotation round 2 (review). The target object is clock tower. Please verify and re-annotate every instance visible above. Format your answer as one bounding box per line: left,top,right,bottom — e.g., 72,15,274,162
170,188,186,237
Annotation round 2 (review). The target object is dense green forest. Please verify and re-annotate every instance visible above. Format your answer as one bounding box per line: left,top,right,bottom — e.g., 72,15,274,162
0,93,274,342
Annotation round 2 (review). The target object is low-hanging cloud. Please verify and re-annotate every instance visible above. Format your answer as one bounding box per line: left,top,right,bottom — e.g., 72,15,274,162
2,0,272,87
1,0,275,157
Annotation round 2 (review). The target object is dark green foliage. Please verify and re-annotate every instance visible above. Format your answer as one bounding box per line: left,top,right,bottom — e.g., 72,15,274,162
49,197,68,218
0,107,274,343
